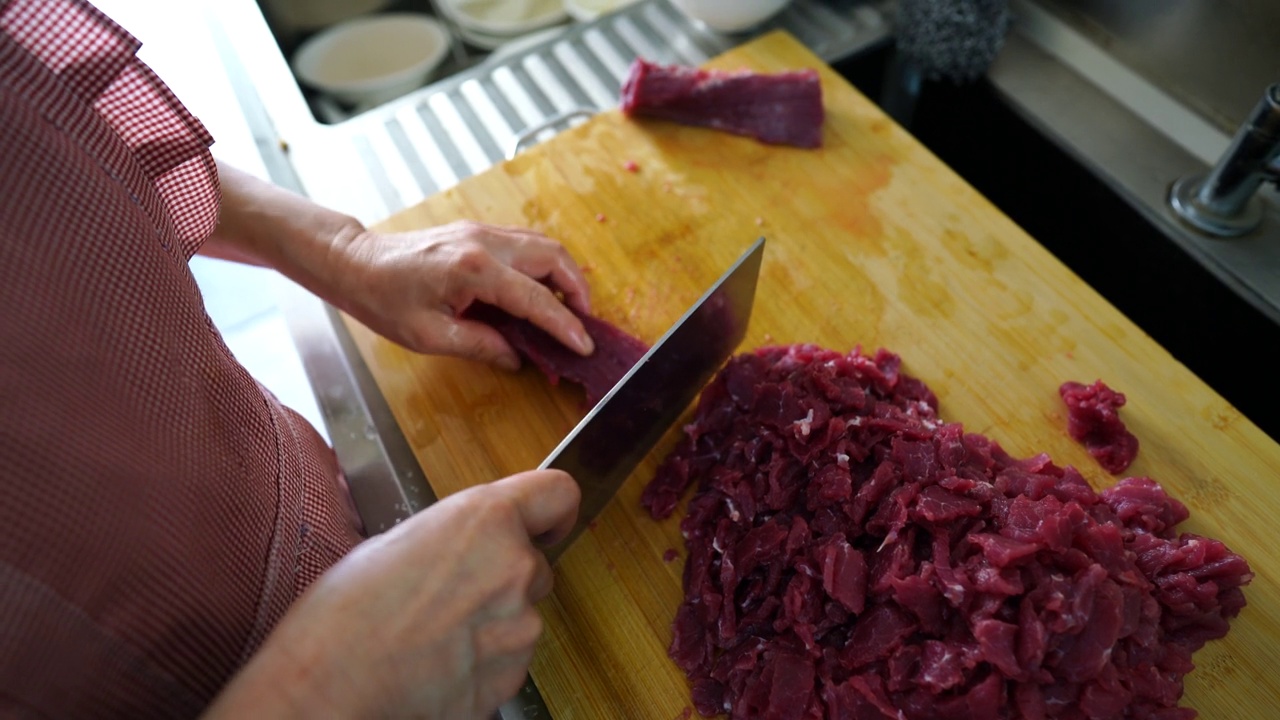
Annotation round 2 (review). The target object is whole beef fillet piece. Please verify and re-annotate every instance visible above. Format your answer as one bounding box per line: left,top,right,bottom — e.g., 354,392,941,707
621,59,825,149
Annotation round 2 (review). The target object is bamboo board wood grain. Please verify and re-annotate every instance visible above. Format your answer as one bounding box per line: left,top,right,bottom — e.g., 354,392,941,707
341,32,1280,720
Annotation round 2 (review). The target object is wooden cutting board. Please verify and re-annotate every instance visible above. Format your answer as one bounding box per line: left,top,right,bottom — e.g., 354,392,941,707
342,31,1280,720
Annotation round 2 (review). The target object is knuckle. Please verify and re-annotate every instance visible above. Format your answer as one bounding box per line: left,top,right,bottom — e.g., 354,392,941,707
541,469,580,504
534,237,565,260
525,282,551,312
406,322,439,354
561,472,582,505
475,610,541,667
479,492,522,528
507,549,540,589
450,244,491,276
450,487,491,520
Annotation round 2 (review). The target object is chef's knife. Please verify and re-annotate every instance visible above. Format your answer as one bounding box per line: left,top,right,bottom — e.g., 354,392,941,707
540,238,765,563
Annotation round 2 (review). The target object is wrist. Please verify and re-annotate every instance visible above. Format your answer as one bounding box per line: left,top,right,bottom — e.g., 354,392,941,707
211,159,371,305
318,221,376,314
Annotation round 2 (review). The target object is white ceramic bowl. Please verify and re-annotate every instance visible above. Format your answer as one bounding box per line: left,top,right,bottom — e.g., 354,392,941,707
668,0,791,33
291,13,450,107
437,0,567,38
564,0,643,23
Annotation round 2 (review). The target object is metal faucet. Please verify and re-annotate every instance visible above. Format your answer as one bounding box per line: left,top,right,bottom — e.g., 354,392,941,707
1170,83,1280,237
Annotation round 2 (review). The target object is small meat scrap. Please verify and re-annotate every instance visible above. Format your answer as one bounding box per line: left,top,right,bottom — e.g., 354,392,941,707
1060,379,1139,473
466,303,648,407
644,345,1251,720
663,548,679,563
624,159,640,173
620,59,824,148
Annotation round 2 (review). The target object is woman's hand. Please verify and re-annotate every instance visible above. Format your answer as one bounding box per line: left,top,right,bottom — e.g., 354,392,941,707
204,470,581,720
336,221,595,370
203,162,594,369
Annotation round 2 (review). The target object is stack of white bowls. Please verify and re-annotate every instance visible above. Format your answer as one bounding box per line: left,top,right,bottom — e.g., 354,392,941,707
436,0,570,50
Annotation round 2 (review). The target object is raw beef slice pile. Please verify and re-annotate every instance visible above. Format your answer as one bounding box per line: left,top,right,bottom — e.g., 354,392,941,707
620,59,824,148
642,345,1252,720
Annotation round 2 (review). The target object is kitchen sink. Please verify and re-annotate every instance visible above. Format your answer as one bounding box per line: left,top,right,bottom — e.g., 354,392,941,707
833,44,1280,442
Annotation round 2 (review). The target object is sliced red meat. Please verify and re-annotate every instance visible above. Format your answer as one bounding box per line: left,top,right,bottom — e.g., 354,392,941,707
973,618,1022,678
1102,476,1189,535
645,344,1251,719
764,652,815,720
1060,379,1140,473
822,674,899,720
465,302,648,406
620,59,824,149
969,532,1039,567
913,484,982,523
915,639,970,693
816,534,866,614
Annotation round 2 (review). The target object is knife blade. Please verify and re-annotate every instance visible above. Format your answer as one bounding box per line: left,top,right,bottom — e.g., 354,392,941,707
540,237,765,563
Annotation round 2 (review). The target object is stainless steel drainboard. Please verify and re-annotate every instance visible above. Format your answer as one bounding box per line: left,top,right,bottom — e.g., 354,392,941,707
313,0,893,221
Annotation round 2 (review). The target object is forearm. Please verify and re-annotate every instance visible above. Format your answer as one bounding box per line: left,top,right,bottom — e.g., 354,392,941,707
204,159,363,303
202,617,372,720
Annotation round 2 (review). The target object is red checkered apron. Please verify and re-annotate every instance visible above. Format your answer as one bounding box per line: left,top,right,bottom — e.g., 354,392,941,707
0,1,365,716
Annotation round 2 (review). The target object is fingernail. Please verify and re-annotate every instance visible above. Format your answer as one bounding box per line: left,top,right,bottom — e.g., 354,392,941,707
500,354,521,372
576,330,595,356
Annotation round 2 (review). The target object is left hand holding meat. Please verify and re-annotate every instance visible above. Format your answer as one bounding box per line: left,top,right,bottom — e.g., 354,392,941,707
336,221,595,370
203,161,594,369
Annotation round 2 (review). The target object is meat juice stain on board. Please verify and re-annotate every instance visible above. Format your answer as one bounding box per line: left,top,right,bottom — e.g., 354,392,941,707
518,197,556,231
1186,473,1232,508
881,227,955,322
1044,308,1077,357
814,153,895,249
936,226,1009,276
817,248,889,336
1203,402,1241,432
513,142,597,228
